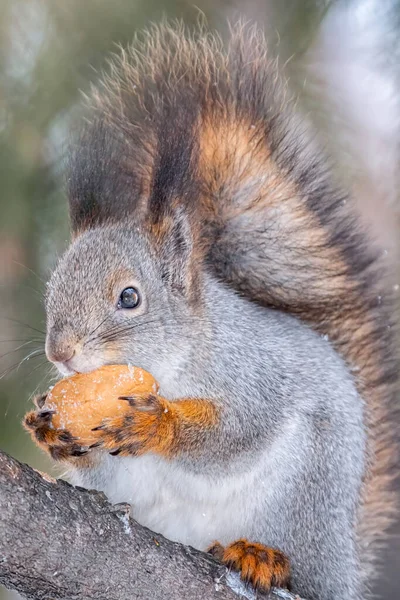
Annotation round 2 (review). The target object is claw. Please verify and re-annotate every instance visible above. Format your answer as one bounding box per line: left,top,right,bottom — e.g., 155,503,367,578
89,441,103,449
91,424,105,432
58,431,76,443
34,393,48,409
70,447,89,457
109,448,122,456
118,395,136,404
38,409,55,420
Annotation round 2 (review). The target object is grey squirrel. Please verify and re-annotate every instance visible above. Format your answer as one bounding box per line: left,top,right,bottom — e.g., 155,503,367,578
24,22,398,600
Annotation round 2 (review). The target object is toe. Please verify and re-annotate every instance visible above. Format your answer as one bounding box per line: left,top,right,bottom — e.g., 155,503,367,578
217,539,290,592
33,393,47,409
223,539,246,569
271,550,290,588
241,550,258,583
207,541,225,561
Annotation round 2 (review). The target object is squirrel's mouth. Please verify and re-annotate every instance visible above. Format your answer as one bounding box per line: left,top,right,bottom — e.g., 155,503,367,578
52,361,77,378
50,353,120,379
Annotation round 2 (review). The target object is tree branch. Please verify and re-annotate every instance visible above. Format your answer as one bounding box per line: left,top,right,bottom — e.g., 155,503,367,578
0,450,301,600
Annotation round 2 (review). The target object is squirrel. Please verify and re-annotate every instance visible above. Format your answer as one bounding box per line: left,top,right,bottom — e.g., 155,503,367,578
24,22,398,600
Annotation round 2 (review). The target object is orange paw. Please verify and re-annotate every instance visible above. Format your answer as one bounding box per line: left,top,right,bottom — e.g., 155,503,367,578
208,539,290,591
24,394,90,462
91,393,176,457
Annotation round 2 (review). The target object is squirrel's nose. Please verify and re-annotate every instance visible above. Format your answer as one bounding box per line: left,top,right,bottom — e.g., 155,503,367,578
45,337,75,365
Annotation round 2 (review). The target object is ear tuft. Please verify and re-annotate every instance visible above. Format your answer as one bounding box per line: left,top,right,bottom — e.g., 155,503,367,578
154,208,195,296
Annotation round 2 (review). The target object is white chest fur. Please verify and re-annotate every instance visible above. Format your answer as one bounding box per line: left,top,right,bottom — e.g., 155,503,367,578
69,453,260,550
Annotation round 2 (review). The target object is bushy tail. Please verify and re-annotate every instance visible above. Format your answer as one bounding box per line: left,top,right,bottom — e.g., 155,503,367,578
71,20,400,593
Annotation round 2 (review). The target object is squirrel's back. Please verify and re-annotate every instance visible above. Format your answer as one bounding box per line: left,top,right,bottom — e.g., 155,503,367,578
68,21,399,591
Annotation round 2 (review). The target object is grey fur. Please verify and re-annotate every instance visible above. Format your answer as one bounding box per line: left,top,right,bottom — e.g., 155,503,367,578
46,225,365,600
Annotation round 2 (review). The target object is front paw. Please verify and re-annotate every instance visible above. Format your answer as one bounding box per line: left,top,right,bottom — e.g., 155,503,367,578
91,393,175,457
24,395,90,462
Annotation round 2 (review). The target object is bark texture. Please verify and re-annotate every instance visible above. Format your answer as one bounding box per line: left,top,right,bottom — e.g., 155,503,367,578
0,450,302,600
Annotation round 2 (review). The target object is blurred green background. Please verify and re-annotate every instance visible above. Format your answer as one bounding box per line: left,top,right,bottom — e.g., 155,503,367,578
0,1,399,599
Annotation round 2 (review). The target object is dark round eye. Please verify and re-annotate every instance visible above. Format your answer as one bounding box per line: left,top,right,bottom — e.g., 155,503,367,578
118,287,141,309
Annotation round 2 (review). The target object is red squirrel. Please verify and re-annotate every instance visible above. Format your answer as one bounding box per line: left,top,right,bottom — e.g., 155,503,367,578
25,22,398,599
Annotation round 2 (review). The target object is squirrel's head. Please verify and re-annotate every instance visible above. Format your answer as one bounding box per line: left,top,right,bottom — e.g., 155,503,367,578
45,213,202,380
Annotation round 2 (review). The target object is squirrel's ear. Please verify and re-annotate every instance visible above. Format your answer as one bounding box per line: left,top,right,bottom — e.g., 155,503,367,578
153,208,197,296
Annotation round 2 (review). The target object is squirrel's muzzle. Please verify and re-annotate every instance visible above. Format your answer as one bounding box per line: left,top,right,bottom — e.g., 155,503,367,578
45,330,76,366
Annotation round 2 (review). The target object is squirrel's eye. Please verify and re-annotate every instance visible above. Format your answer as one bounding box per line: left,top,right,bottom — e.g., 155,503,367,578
118,287,141,309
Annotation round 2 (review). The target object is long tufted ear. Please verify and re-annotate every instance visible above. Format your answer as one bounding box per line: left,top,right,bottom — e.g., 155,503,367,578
151,207,197,297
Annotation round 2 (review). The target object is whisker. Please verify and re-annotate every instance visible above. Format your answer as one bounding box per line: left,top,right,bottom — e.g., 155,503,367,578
98,321,152,341
0,350,47,380
0,282,44,302
26,359,51,382
0,340,43,362
0,360,27,381
98,327,207,347
0,338,44,344
16,349,46,372
1,317,45,336
100,319,163,342
99,316,209,343
11,360,52,419
0,348,45,380
12,261,46,285
86,313,113,344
